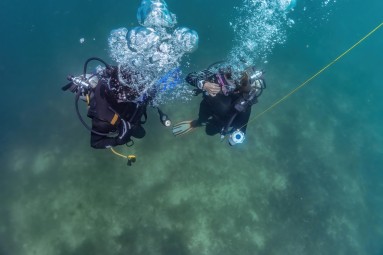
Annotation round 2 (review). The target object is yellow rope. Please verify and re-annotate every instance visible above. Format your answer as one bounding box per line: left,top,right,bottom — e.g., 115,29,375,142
242,21,383,128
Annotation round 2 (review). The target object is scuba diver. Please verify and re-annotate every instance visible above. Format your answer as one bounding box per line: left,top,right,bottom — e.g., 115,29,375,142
172,64,266,146
62,57,171,150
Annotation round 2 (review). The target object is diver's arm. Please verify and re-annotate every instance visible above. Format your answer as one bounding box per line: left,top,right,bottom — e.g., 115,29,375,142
186,70,221,96
202,82,221,97
185,70,215,89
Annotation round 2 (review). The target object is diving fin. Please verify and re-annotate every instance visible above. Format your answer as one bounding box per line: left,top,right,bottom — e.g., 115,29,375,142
172,120,197,137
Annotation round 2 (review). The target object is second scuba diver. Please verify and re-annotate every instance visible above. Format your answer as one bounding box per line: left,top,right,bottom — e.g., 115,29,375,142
172,64,266,146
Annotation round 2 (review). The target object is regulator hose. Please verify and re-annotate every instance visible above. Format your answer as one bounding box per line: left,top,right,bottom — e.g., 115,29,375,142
83,57,112,77
75,91,110,136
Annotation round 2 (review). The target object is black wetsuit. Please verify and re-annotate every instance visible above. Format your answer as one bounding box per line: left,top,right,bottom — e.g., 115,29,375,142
87,78,147,149
186,69,253,135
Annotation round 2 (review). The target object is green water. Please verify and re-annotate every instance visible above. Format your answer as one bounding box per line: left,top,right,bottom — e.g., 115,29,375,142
0,0,382,254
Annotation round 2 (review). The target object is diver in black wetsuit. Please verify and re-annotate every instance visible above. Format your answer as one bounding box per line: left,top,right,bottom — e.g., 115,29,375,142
87,88,144,148
63,58,169,149
86,65,148,149
172,65,265,145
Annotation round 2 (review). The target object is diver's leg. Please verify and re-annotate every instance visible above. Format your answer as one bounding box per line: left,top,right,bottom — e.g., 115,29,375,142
131,125,146,139
205,120,222,136
195,99,211,126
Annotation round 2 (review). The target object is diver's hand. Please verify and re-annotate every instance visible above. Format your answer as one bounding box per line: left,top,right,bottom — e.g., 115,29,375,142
115,119,132,145
203,82,221,97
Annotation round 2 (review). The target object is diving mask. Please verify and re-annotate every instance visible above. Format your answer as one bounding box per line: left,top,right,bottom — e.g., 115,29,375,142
216,67,237,95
